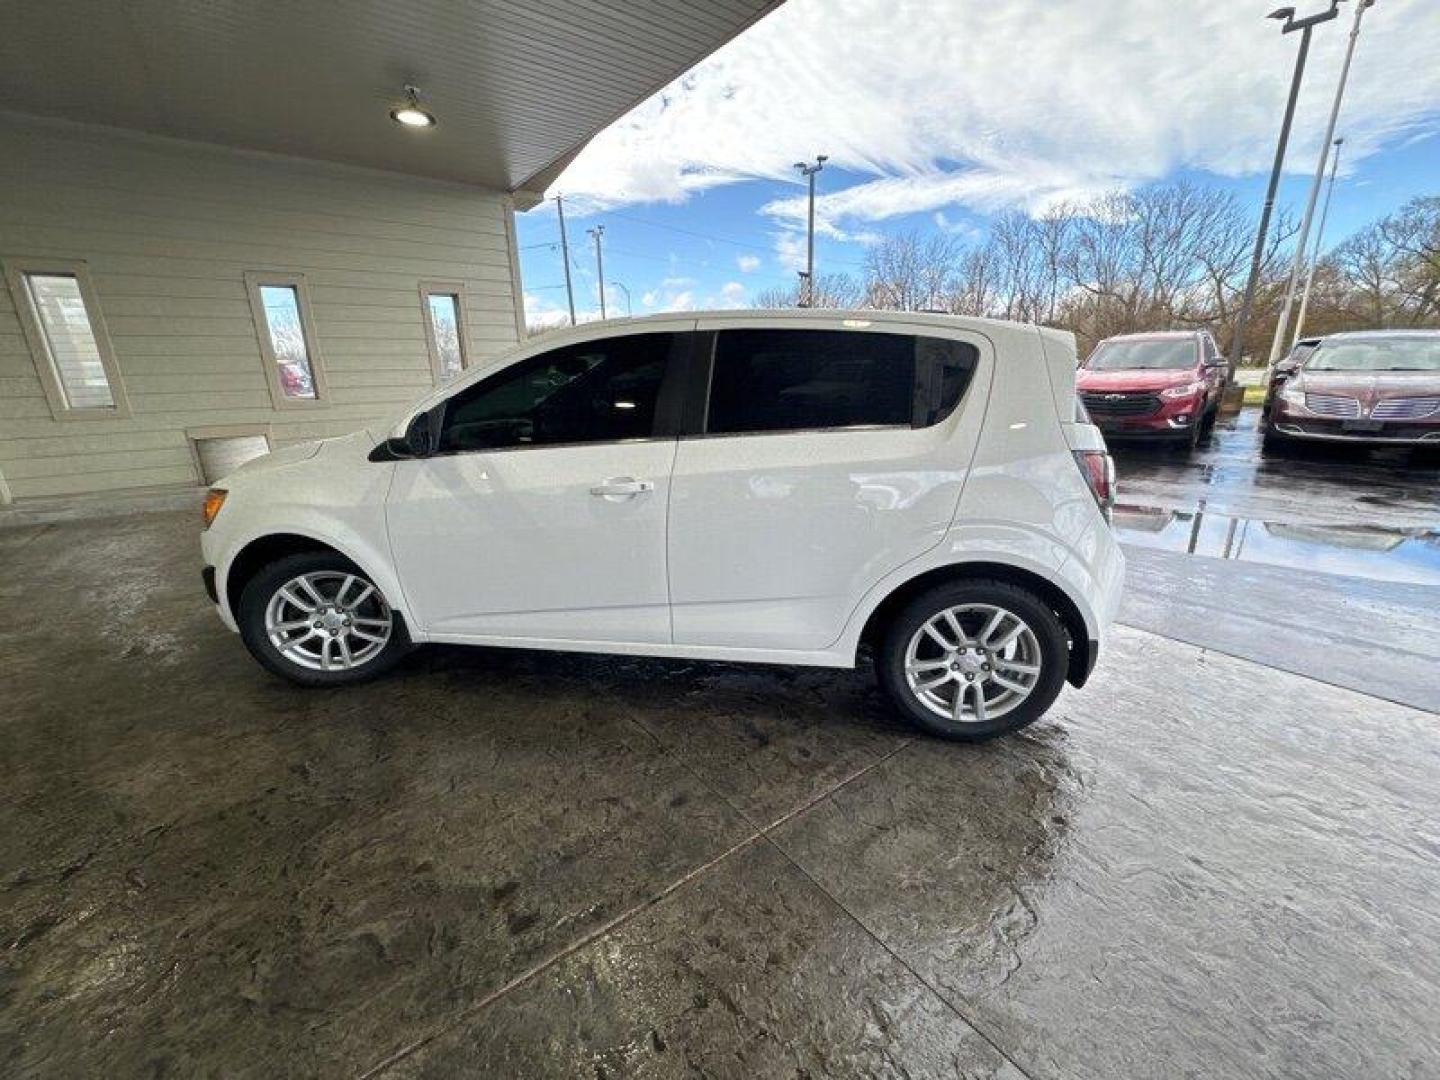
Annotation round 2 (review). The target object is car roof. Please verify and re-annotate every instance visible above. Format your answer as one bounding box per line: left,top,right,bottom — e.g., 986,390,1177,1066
525,307,1077,352
1320,329,1440,342
1096,331,1204,342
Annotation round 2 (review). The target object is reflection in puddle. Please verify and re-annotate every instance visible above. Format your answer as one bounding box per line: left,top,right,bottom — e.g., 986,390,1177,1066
1113,504,1440,587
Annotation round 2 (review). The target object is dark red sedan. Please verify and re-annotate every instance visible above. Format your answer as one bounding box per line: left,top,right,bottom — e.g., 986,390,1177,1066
1264,330,1440,449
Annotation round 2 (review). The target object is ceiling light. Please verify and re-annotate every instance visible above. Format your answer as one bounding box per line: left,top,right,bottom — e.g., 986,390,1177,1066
390,85,436,128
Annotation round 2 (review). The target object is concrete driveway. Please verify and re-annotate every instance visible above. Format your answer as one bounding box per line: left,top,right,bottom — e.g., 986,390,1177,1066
2,414,1438,1078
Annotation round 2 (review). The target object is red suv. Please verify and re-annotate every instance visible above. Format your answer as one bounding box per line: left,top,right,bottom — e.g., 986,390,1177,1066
1076,331,1226,448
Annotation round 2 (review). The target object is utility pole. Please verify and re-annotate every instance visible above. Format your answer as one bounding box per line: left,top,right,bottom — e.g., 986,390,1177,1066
554,195,576,326
1292,137,1344,344
793,155,827,307
588,225,606,319
1226,1,1343,378
1266,0,1375,369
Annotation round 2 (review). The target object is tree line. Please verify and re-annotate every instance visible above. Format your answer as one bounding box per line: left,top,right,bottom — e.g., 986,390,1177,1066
754,184,1440,363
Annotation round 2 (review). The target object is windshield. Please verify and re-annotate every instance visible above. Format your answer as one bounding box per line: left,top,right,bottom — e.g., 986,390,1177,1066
1305,338,1440,372
1086,338,1197,370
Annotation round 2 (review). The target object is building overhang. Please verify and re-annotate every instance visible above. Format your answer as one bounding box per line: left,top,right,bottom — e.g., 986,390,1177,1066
0,0,781,202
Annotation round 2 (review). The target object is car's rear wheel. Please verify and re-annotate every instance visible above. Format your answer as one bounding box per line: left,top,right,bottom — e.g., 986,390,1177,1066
877,579,1069,741
237,552,411,686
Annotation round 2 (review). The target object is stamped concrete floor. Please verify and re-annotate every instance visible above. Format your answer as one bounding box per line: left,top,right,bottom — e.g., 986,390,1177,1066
2,511,1438,1079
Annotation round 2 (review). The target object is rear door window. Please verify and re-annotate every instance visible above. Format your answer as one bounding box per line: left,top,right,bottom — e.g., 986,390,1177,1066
705,328,976,435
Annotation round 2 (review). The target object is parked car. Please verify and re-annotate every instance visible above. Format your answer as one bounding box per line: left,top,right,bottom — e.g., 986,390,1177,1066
1262,336,1322,413
1075,330,1227,448
1263,330,1440,450
199,311,1124,741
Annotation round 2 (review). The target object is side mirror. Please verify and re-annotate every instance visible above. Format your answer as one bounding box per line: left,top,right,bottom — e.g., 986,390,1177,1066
399,409,438,457
372,408,439,461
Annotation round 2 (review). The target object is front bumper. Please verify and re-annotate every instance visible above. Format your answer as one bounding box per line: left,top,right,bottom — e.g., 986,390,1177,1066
1081,391,1207,440
1093,419,1197,441
1271,416,1440,446
202,566,217,603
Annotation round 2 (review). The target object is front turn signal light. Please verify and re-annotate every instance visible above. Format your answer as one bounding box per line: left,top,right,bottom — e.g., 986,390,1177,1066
202,488,228,528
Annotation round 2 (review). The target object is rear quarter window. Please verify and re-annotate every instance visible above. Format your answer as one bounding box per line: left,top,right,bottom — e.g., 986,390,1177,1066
705,328,977,435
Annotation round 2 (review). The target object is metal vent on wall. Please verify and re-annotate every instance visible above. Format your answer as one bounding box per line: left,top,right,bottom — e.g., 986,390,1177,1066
194,434,269,484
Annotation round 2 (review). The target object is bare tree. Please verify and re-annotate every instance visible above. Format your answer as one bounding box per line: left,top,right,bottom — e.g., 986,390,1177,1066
862,231,960,311
738,183,1433,359
752,273,862,310
1329,196,1440,329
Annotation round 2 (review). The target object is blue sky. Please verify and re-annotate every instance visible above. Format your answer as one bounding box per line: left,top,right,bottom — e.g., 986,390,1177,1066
515,0,1440,327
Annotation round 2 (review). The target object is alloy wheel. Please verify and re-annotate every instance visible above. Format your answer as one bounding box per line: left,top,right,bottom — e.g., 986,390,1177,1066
903,603,1043,724
264,571,392,672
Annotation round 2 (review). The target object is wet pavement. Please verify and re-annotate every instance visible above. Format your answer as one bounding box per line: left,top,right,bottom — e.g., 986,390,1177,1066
3,419,1439,1078
1108,406,1440,530
1110,407,1440,712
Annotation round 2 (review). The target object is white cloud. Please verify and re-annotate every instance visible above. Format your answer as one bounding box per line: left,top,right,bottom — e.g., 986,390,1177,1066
551,0,1440,225
736,254,761,272
718,281,747,307
523,291,572,330
772,230,807,273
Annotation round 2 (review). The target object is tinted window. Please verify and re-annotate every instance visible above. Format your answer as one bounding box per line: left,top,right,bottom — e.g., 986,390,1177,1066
918,334,978,427
438,332,675,453
707,329,974,435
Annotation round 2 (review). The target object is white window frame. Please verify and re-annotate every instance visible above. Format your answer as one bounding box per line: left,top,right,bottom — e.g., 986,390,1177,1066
3,256,131,422
244,271,328,410
418,280,474,384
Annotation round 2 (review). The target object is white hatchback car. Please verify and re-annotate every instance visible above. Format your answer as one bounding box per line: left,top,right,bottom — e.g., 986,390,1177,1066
201,311,1123,740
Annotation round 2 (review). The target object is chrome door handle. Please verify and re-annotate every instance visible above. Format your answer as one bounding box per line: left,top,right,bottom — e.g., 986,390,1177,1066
590,477,655,499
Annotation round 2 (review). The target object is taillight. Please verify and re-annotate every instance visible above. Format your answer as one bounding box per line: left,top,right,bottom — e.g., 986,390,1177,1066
1074,450,1114,522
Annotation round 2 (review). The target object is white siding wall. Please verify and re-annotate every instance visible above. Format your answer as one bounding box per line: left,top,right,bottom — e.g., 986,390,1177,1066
0,115,525,502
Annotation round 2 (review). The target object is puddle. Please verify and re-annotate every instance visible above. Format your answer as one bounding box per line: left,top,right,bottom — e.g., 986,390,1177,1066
1113,504,1440,587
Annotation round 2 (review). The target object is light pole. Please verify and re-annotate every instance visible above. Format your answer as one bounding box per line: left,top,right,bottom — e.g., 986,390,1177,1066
796,271,811,306
1292,137,1343,344
1265,0,1375,369
793,155,827,307
609,280,632,317
554,194,577,326
1225,1,1344,378
587,225,606,319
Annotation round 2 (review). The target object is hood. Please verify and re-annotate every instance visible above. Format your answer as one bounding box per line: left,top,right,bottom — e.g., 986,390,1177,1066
1077,367,1197,392
1297,369,1440,398
223,429,376,483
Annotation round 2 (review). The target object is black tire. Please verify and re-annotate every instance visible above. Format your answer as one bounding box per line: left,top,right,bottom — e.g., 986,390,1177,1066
876,579,1069,742
236,551,412,687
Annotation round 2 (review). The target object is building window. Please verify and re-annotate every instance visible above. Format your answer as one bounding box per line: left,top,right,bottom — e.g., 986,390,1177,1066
420,282,469,382
3,258,130,421
244,272,326,409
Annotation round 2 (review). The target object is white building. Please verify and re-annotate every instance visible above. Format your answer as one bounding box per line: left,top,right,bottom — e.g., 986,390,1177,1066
0,1,778,510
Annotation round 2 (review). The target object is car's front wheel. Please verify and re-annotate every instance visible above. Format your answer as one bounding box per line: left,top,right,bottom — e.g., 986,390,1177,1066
877,579,1069,741
237,552,411,686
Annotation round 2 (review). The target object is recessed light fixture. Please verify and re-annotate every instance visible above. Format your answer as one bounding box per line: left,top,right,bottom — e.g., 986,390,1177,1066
390,85,436,128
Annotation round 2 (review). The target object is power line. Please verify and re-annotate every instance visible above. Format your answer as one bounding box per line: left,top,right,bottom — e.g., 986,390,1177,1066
604,210,773,255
